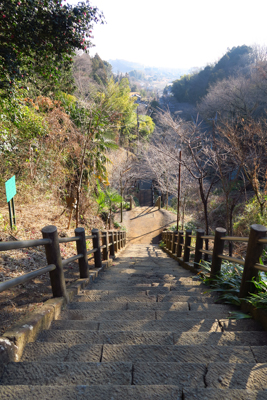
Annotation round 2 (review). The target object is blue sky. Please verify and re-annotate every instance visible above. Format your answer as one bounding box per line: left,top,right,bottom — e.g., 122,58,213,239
68,0,267,69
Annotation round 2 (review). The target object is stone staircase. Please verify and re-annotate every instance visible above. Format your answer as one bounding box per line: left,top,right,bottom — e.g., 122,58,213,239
1,244,267,399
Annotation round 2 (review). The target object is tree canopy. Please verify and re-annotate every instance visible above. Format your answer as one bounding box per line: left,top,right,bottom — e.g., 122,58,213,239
0,0,104,93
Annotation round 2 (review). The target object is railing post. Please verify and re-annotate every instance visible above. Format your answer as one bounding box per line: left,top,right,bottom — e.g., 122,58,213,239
171,231,177,254
210,227,226,279
92,228,102,269
194,229,205,269
109,231,115,257
102,230,108,261
75,227,89,278
41,225,67,300
183,229,192,263
239,224,267,298
120,231,123,248
177,231,184,258
123,231,126,247
114,231,118,252
166,231,171,250
117,231,121,250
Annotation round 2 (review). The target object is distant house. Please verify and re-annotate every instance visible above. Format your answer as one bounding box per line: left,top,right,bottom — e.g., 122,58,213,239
130,93,141,103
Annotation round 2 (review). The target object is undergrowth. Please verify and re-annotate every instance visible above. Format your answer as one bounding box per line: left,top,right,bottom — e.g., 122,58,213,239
198,259,267,313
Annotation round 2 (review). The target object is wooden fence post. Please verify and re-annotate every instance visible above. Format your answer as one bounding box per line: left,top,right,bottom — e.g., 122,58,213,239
210,227,226,279
194,229,205,269
171,231,177,254
102,230,108,261
177,231,184,258
117,231,121,250
92,228,102,269
183,230,192,263
109,231,115,257
239,224,267,298
114,231,118,253
75,227,89,278
123,231,126,247
42,225,67,300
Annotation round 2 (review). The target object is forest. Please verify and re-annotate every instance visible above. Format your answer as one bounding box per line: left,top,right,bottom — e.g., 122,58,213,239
1,0,267,260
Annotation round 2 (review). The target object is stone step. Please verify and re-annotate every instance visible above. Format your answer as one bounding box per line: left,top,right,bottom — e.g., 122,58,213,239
21,343,260,364
58,309,235,321
183,388,267,400
100,344,256,364
1,361,208,388
68,301,189,311
49,318,263,332
73,293,217,303
21,343,102,362
0,362,132,386
37,330,267,346
132,362,267,389
174,331,267,346
74,294,158,303
0,385,182,400
37,330,175,345
51,318,221,332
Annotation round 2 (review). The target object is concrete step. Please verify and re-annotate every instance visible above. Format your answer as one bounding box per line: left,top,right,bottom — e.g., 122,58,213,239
0,385,182,400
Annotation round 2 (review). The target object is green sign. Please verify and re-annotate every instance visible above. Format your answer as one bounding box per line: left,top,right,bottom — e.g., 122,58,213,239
5,175,16,203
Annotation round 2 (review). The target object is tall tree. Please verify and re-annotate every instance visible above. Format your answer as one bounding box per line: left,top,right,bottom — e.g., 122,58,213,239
0,0,104,93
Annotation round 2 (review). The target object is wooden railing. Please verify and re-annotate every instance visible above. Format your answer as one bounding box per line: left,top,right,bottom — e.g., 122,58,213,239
162,224,267,298
0,226,126,300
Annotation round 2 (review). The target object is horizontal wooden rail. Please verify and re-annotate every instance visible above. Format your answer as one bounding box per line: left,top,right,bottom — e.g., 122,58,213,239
161,224,267,299
58,236,80,243
0,264,56,294
218,254,245,266
222,236,249,242
201,249,213,256
62,253,83,266
254,263,267,272
0,238,51,251
258,238,267,244
87,248,97,255
187,245,195,250
0,227,126,297
85,235,96,240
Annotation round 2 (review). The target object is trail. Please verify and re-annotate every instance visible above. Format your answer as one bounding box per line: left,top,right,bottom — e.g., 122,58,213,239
121,206,176,244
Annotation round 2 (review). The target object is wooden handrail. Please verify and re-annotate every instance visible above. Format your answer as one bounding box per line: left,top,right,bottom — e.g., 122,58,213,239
0,227,126,296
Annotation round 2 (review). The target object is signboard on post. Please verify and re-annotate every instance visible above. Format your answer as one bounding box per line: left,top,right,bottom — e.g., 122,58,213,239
5,176,16,229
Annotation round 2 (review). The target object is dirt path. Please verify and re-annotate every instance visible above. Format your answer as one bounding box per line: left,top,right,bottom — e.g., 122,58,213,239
120,206,176,244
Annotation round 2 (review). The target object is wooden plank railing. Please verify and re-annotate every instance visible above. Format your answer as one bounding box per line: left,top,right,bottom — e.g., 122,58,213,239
0,226,127,299
161,224,267,298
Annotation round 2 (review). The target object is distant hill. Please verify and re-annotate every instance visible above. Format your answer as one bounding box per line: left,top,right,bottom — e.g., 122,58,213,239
108,59,188,79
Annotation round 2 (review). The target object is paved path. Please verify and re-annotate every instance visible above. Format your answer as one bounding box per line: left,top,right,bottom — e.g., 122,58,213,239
1,244,267,399
121,206,176,244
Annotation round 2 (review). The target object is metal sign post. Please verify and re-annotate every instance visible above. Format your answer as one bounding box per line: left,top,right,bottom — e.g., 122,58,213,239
5,175,16,229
